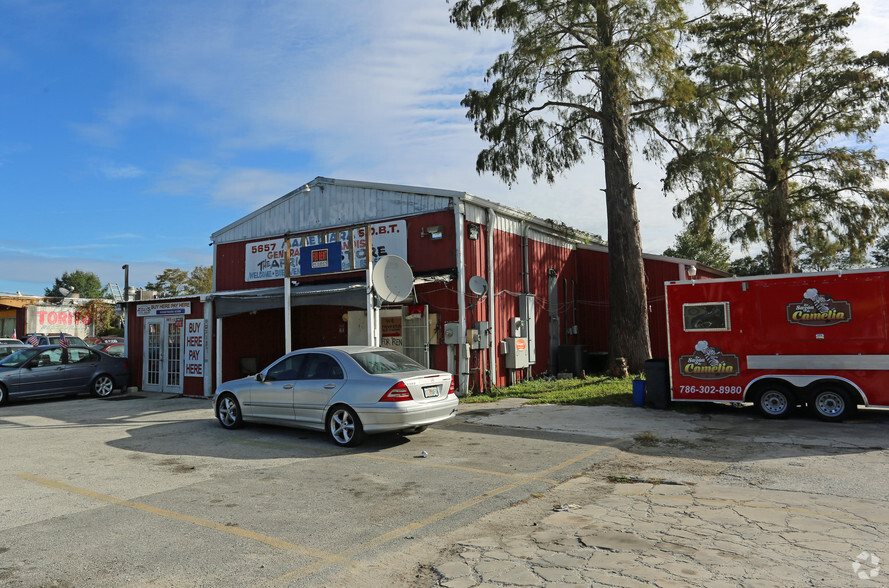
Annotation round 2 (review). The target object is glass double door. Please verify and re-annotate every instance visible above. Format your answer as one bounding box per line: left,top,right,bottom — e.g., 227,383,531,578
143,317,183,393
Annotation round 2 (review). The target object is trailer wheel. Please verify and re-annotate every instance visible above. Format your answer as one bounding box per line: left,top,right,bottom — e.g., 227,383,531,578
754,383,793,419
810,384,857,422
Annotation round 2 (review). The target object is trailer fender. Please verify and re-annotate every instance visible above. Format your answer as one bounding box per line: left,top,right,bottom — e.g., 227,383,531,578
744,375,866,405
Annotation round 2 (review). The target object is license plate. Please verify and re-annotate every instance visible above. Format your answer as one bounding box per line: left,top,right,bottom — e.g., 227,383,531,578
422,385,441,398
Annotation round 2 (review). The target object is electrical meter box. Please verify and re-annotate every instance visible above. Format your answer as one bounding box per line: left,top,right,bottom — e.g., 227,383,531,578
444,322,462,345
472,321,489,350
509,317,524,337
503,337,530,369
520,294,536,364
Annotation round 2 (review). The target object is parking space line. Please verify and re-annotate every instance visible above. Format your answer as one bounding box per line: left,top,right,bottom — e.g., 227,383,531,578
266,478,530,585
267,439,623,585
17,474,350,565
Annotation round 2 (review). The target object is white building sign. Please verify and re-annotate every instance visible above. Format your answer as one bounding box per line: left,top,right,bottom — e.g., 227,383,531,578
184,319,204,378
136,301,192,317
26,303,94,339
244,220,408,282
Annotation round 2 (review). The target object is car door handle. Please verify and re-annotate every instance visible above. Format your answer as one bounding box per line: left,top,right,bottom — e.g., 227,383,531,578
283,384,293,389
324,383,337,389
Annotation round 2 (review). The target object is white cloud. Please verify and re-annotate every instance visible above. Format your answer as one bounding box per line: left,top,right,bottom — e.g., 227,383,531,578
210,168,307,209
99,162,145,180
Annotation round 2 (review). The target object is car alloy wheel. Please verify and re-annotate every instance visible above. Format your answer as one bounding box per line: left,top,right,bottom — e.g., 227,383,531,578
92,375,115,398
217,394,244,429
327,405,365,447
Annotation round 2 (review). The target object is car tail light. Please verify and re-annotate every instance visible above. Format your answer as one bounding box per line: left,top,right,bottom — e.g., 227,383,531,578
448,377,455,395
380,381,412,402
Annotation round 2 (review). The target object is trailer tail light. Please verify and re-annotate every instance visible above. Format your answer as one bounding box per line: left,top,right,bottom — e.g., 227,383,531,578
380,382,412,402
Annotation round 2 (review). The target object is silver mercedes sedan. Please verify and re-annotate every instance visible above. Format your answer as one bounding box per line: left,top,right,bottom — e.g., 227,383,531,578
211,346,458,446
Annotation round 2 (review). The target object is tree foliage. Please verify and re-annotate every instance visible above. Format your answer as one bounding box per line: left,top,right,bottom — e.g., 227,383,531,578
146,266,213,297
665,0,889,274
870,235,889,267
45,270,107,299
450,0,687,371
146,269,189,298
662,227,731,271
728,252,771,276
74,300,119,335
796,225,866,271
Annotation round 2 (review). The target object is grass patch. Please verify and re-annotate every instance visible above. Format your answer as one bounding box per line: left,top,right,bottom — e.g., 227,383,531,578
462,375,637,406
634,432,659,446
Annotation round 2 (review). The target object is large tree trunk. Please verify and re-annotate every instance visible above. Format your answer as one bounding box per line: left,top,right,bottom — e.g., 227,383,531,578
598,9,652,373
770,214,794,274
765,160,794,274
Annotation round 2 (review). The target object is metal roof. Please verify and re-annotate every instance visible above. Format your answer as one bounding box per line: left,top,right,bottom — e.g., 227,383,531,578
210,176,604,247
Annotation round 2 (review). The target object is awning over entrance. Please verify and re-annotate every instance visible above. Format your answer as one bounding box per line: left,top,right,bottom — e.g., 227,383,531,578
209,282,368,318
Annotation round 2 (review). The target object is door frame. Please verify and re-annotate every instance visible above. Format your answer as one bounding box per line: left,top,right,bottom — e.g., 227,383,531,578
142,317,184,394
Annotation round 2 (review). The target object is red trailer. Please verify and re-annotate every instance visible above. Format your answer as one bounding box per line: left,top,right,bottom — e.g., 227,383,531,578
664,268,889,421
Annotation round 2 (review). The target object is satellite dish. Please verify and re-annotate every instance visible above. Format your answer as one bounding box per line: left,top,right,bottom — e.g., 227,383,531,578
468,276,488,296
372,255,414,303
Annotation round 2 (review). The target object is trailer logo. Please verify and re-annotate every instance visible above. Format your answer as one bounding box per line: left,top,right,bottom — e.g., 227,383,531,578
679,340,741,379
787,288,852,326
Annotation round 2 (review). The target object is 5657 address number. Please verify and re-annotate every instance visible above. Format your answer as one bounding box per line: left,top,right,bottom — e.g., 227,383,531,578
679,385,743,395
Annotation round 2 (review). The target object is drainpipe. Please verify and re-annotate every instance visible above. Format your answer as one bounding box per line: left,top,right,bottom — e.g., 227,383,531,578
522,222,531,293
284,233,292,353
454,196,468,396
203,297,214,397
365,225,376,346
216,316,223,390
211,240,220,392
486,206,497,390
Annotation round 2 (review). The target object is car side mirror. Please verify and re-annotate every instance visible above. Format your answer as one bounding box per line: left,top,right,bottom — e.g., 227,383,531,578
255,373,265,382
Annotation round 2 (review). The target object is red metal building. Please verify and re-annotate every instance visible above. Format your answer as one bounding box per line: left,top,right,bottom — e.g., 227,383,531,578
124,177,727,397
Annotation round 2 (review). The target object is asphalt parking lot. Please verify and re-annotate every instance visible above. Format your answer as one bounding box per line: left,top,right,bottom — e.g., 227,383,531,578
0,393,621,587
2,393,889,587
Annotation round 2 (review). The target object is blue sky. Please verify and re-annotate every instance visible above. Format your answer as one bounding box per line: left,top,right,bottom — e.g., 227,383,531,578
1,0,886,296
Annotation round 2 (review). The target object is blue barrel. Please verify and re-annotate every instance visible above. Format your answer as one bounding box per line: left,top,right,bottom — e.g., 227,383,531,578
632,379,645,407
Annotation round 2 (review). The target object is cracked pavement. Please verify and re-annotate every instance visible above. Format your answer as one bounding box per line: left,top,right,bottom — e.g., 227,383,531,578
406,402,889,587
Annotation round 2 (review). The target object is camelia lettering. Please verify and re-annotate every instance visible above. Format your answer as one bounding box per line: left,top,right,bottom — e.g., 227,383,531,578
791,310,846,321
684,363,735,375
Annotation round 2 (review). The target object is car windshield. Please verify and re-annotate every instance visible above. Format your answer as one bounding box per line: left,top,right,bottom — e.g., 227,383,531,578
0,346,26,360
0,347,40,368
349,350,424,374
48,336,86,346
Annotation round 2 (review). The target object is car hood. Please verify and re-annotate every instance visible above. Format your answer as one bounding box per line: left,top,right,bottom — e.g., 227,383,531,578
214,374,257,393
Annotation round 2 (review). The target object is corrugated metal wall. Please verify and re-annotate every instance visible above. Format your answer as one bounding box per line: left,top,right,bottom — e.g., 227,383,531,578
574,248,681,360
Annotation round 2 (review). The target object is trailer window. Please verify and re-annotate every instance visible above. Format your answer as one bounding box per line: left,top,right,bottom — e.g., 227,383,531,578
683,302,731,331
